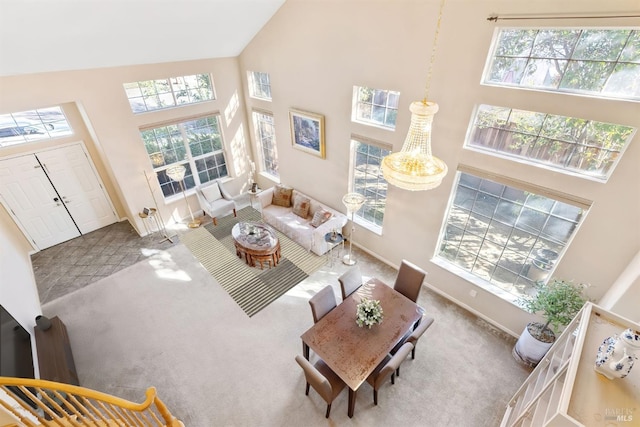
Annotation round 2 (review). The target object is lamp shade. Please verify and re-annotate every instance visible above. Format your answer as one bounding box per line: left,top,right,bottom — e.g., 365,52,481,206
166,165,186,182
342,192,366,213
381,101,447,191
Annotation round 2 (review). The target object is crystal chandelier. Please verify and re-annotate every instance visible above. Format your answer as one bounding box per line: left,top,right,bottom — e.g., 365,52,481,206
381,0,448,191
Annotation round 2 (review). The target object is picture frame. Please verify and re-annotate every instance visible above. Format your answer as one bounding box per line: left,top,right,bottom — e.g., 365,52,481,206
289,109,325,159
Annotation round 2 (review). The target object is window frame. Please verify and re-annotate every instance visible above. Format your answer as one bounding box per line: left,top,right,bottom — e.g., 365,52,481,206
0,106,73,148
351,86,400,130
140,113,228,201
482,27,640,101
433,165,591,305
251,109,279,180
247,71,272,101
348,135,392,235
464,103,637,182
124,73,215,114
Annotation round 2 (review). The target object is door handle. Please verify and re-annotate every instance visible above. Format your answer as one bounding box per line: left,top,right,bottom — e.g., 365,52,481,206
53,197,59,202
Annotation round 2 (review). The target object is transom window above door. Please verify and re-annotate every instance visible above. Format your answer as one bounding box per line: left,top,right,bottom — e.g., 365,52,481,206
0,106,73,148
484,28,640,100
124,73,215,114
141,115,228,198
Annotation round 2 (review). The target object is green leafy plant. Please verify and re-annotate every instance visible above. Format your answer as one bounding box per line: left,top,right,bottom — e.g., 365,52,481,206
356,298,384,329
519,278,588,342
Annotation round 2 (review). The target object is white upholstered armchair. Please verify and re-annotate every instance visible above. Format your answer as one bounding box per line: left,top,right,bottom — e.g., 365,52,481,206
196,180,237,225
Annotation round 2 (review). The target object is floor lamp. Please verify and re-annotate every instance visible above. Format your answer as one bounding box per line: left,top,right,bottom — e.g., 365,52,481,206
342,192,366,266
166,165,201,229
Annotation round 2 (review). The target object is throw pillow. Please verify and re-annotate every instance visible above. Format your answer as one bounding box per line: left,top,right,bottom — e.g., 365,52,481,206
272,185,293,207
310,209,332,227
201,183,222,202
292,196,311,219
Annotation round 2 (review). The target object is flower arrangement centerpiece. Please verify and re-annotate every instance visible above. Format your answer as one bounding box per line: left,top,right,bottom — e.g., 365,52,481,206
356,298,384,328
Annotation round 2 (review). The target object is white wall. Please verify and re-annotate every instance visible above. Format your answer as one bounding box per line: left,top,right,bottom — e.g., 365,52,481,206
0,204,41,375
240,0,640,334
0,0,638,339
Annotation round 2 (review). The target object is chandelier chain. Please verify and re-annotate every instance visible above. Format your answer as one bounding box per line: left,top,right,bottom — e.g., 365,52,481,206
424,0,446,102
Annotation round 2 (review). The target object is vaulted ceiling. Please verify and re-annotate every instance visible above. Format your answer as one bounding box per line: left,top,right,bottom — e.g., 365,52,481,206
0,0,286,76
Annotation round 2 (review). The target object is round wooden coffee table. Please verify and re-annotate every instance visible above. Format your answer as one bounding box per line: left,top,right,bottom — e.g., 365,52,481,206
231,222,281,269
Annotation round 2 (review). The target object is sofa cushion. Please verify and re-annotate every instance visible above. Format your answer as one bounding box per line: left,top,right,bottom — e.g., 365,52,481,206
310,209,332,227
272,184,293,207
292,195,311,218
201,183,222,202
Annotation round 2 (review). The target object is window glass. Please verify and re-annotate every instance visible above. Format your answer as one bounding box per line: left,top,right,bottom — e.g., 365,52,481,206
350,137,391,232
252,111,279,177
485,28,640,100
467,104,636,180
436,171,589,302
248,71,272,101
141,115,227,197
352,86,400,129
0,106,73,147
125,73,214,113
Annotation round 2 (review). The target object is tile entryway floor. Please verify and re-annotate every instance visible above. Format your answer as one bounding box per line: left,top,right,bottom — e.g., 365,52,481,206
31,221,180,304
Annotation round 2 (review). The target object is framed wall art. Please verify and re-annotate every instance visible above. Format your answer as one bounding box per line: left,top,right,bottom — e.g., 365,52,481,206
289,109,325,159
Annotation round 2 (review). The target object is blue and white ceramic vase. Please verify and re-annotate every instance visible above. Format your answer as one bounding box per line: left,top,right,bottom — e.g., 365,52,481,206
594,328,640,380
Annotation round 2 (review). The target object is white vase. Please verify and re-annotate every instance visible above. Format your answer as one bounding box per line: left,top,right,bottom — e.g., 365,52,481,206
513,323,554,366
594,328,640,380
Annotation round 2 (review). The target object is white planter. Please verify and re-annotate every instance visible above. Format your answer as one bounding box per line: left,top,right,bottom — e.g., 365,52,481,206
513,324,554,367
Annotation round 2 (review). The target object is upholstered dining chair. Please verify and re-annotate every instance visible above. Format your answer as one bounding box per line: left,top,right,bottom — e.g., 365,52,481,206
365,342,414,405
338,267,363,301
393,259,427,303
392,315,435,377
309,285,337,324
295,355,346,418
196,179,237,226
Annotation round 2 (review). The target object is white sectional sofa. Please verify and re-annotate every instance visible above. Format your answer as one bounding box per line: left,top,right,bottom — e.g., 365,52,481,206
257,186,348,256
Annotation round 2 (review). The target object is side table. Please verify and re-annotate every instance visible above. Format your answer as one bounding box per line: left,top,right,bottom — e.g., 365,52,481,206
248,189,262,210
324,232,344,267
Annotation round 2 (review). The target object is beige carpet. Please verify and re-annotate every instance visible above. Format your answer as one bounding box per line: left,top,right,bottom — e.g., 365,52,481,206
181,207,326,317
42,243,531,427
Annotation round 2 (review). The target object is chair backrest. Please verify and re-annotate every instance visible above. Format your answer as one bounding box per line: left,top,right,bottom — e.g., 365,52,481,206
408,316,435,346
309,285,337,323
393,260,427,303
338,267,362,300
373,342,414,389
295,355,332,402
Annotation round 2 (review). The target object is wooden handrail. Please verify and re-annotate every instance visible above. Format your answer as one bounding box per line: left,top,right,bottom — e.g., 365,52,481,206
0,377,183,427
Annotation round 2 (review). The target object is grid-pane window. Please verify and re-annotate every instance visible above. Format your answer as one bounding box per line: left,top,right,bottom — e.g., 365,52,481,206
124,73,214,113
350,138,391,232
352,86,400,129
252,111,278,178
436,171,588,301
0,106,73,147
141,115,227,198
248,71,272,101
467,104,636,181
485,28,640,100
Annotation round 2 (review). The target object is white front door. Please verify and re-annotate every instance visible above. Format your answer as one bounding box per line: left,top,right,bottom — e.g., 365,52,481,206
0,154,80,249
36,144,117,234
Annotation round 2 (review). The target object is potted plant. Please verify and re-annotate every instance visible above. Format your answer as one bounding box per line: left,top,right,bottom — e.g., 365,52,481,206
514,278,588,366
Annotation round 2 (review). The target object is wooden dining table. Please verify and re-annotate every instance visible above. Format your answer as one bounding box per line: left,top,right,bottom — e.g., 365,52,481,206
300,277,424,417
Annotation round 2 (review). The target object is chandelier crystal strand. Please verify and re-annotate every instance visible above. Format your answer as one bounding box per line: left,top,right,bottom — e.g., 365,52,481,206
381,0,448,191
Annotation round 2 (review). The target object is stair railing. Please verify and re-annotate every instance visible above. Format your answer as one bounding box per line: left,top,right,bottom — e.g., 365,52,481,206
0,377,183,427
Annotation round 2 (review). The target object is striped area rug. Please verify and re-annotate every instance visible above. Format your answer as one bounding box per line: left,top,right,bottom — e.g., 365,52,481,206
181,207,326,317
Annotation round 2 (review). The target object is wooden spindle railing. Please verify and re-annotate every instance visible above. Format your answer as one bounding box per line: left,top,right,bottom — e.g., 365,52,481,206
0,377,183,427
